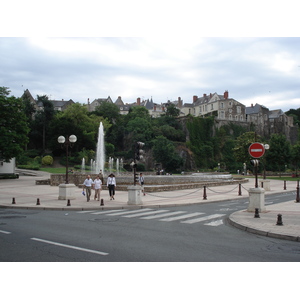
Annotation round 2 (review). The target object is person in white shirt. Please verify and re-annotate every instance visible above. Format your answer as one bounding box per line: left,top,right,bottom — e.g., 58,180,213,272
107,173,116,200
83,175,93,202
93,175,102,201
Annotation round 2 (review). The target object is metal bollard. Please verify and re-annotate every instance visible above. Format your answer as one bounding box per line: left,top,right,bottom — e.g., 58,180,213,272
67,199,71,206
238,183,242,196
12,197,16,204
203,186,207,200
283,180,286,190
100,198,104,206
254,208,260,218
296,180,300,203
276,214,283,226
36,198,40,205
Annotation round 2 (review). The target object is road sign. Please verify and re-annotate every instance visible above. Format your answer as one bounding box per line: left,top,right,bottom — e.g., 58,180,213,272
248,143,265,158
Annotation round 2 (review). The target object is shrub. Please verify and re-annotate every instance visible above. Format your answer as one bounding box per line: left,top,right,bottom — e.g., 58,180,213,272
42,155,53,165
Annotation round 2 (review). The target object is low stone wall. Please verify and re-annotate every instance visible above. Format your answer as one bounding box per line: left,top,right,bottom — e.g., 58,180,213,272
49,173,248,192
50,173,235,186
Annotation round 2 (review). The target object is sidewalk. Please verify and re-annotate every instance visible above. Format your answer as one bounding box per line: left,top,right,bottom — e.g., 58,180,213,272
1,171,300,242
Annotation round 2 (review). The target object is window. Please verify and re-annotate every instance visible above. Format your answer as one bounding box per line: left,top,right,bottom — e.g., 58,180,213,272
211,104,213,110
237,106,241,113
229,114,232,120
221,102,224,108
220,111,225,119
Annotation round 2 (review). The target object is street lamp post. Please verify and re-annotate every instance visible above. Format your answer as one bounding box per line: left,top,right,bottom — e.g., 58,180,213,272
263,144,269,179
58,135,77,184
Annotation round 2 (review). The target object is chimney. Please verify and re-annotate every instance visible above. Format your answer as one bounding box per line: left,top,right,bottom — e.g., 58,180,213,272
224,90,229,99
210,93,212,99
87,98,90,105
203,93,207,98
193,95,198,103
178,97,182,108
137,97,141,105
154,105,156,111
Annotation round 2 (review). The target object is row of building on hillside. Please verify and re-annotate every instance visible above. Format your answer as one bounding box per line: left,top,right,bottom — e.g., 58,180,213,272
22,89,298,143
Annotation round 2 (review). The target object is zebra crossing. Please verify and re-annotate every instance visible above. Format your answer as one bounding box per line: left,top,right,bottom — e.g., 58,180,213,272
77,208,226,226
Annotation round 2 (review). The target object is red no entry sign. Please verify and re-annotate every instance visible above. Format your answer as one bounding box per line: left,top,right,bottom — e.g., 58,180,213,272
249,143,265,158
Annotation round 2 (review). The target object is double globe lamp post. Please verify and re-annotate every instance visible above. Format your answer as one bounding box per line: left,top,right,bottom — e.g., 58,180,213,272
57,134,77,200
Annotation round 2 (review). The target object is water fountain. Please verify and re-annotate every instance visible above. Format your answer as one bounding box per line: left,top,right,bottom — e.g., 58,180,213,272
108,157,114,174
116,158,119,175
81,158,85,174
95,122,105,174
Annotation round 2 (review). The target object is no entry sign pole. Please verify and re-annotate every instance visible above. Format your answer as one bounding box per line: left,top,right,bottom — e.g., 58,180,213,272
249,143,265,188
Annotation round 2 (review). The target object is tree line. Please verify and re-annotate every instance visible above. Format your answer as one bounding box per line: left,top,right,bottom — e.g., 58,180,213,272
1,86,300,174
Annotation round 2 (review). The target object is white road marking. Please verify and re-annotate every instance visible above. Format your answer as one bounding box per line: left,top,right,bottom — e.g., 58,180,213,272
160,212,204,222
204,219,224,226
141,211,186,220
181,214,225,224
106,208,153,216
91,209,126,215
123,210,169,218
77,211,95,214
31,238,109,256
0,230,11,234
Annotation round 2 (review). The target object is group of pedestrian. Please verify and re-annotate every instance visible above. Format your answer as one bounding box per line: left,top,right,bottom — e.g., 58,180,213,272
82,171,116,202
82,172,146,202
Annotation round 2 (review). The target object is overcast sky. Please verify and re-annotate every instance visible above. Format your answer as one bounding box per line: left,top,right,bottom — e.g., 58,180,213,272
1,2,300,112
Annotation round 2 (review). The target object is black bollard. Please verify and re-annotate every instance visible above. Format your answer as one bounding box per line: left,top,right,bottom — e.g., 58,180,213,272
67,199,71,206
296,181,300,203
276,214,283,226
36,198,40,205
238,183,242,196
203,186,207,200
12,197,16,204
100,198,104,206
283,180,286,190
254,208,260,218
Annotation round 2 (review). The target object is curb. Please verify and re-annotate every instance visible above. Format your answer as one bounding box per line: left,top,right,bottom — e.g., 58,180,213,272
228,214,300,242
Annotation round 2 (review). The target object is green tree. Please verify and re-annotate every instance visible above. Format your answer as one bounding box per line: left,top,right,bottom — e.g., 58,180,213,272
233,132,260,164
152,135,183,172
93,101,120,124
30,95,55,153
266,134,291,172
291,142,300,175
0,87,29,161
165,103,180,117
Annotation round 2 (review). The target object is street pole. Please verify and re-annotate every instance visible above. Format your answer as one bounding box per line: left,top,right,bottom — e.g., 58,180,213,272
296,180,300,203
65,138,69,184
255,163,258,188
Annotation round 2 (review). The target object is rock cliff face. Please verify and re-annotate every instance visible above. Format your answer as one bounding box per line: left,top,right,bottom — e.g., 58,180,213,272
179,115,298,144
176,144,196,171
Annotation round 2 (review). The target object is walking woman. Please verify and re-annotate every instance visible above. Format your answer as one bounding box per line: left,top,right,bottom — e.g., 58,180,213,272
93,175,102,201
107,173,116,200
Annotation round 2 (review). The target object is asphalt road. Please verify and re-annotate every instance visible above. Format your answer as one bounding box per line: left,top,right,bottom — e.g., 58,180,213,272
1,192,300,262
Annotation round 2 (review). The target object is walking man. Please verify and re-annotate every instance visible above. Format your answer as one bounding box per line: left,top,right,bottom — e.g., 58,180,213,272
83,175,93,202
